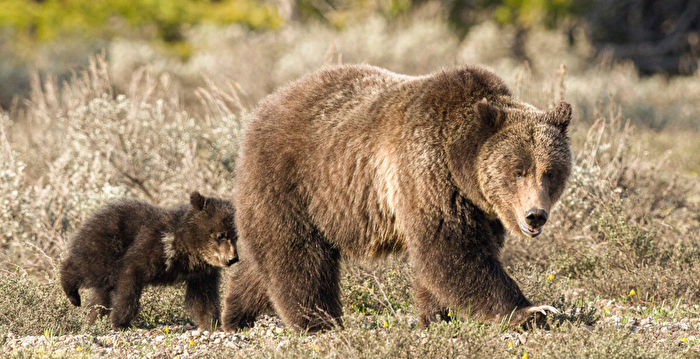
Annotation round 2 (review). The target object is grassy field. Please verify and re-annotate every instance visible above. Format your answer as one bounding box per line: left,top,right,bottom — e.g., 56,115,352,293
0,8,698,358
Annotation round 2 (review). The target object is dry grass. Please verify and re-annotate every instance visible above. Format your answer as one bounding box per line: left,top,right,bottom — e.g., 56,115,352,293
0,7,698,357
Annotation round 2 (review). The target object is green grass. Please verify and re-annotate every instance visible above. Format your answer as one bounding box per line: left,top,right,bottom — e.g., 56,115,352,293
0,264,697,358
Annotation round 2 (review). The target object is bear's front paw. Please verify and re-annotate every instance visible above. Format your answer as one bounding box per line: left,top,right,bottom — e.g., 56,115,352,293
510,305,560,329
525,305,560,316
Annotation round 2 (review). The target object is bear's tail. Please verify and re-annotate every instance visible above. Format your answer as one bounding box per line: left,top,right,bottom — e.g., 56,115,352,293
60,258,82,307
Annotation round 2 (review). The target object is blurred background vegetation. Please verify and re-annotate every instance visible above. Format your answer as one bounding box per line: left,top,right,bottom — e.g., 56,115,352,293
0,2,698,356
1,0,699,109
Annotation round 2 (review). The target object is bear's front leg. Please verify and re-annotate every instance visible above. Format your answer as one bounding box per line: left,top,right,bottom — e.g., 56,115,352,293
415,280,450,327
407,216,550,326
110,265,145,329
185,270,221,330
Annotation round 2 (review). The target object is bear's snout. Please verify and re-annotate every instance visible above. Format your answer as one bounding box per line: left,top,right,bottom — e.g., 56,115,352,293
524,208,548,228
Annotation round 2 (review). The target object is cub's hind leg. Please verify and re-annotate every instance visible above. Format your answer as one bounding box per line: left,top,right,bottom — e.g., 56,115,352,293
87,286,113,324
59,256,83,307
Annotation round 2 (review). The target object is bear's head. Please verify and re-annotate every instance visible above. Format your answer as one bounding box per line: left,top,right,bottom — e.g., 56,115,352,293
450,98,572,238
188,191,239,267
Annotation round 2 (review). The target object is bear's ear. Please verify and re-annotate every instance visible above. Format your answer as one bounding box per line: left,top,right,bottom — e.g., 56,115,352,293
546,101,572,133
474,98,504,129
190,191,206,211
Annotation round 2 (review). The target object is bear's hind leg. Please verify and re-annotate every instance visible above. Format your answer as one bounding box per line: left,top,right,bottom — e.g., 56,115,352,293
222,260,272,331
262,228,343,332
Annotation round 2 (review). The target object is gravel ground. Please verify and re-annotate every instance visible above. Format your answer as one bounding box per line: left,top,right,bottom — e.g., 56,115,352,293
2,305,698,358
0,316,290,358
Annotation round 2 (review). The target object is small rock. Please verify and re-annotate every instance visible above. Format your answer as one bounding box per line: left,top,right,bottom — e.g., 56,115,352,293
276,340,289,351
191,330,201,337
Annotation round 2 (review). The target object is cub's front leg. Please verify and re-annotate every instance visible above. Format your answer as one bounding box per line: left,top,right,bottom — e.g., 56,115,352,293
185,269,221,330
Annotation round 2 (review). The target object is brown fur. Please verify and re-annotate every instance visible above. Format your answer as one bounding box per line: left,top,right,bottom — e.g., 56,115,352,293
60,192,238,329
222,65,572,331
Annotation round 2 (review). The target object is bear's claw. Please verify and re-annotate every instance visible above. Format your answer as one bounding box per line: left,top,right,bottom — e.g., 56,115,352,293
527,305,560,316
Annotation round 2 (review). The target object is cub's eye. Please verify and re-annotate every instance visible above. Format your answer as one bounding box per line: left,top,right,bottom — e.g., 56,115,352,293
216,233,226,242
513,170,524,179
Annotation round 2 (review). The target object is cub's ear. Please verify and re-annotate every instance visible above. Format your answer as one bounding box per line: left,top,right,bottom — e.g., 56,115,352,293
546,101,572,133
190,191,206,211
474,98,504,129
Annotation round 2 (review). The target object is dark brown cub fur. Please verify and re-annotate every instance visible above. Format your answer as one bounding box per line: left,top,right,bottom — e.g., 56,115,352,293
60,191,238,329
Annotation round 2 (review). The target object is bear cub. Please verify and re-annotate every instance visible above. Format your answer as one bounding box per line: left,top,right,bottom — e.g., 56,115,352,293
60,191,238,330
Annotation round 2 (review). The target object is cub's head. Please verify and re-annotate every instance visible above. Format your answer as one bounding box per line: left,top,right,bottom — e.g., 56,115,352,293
189,191,239,267
474,99,572,238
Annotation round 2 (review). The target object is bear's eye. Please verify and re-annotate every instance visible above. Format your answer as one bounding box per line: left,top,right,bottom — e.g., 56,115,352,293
216,233,226,242
513,170,524,179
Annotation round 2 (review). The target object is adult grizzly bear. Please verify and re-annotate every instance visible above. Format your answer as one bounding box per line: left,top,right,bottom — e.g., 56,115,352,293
60,192,239,329
223,65,572,331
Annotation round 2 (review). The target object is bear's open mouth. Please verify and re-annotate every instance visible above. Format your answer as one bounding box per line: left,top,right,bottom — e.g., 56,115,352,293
518,220,543,237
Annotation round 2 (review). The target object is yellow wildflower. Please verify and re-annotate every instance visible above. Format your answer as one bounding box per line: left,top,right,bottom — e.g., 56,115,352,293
189,339,195,346
547,274,555,281
681,337,687,343
314,344,319,351
77,345,81,352
508,341,513,348
629,289,636,296
44,329,49,338
164,326,170,335
522,352,529,359
605,307,610,313
383,320,389,327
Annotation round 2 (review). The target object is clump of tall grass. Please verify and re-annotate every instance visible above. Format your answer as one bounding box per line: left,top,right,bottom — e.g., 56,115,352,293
1,55,246,274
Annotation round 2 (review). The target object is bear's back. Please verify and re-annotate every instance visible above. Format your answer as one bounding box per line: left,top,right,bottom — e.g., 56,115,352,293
235,65,516,258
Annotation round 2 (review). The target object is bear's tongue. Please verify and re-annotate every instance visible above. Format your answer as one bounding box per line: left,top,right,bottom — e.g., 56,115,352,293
518,220,542,236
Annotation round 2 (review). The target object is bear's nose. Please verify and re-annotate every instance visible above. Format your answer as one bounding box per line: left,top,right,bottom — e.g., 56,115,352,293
227,257,239,266
525,208,548,228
